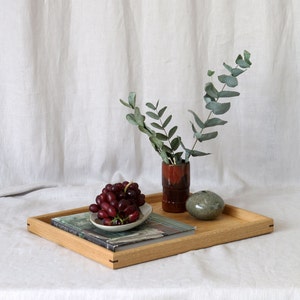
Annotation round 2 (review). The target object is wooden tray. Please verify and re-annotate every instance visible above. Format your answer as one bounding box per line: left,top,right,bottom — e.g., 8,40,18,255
27,193,274,269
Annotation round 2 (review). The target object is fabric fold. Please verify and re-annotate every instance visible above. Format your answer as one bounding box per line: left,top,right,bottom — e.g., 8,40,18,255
0,183,57,197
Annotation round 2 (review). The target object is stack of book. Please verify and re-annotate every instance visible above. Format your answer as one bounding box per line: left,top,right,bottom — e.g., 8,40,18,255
51,212,195,252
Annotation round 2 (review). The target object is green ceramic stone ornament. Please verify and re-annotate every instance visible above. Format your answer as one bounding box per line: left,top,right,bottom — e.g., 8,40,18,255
186,191,225,220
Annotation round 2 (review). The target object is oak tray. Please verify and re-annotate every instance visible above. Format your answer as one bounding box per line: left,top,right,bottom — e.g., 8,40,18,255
27,193,274,269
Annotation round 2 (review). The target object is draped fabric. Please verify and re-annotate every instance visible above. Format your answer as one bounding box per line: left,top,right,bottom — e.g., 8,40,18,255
1,0,300,193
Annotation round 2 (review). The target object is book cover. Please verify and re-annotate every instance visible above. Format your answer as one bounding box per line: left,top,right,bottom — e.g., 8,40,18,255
51,212,195,252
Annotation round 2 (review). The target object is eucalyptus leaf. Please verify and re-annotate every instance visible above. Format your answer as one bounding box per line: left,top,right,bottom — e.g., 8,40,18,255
128,92,136,108
205,82,219,98
195,131,218,142
235,55,250,68
206,101,231,115
168,126,178,139
151,122,163,130
204,118,227,127
138,125,153,137
158,106,167,117
223,63,233,73
185,148,210,157
203,93,215,104
162,144,173,154
207,70,215,76
158,149,169,164
218,74,238,87
126,113,138,125
171,137,181,150
119,99,131,108
218,90,240,98
146,102,156,110
190,122,197,133
161,155,170,164
156,133,168,141
243,50,252,65
146,111,160,120
231,68,245,77
155,100,160,110
149,136,163,148
134,107,145,126
163,115,172,128
188,110,205,129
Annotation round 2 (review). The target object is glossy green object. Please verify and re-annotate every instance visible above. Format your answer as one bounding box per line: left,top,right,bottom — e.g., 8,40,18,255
186,191,225,220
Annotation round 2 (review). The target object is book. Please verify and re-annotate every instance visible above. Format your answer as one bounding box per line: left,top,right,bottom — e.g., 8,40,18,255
51,212,195,252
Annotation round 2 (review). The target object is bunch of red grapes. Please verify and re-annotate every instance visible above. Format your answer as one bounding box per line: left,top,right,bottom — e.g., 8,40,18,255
89,181,146,226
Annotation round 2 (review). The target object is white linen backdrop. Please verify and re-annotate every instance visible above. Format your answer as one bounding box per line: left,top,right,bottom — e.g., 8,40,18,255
1,0,300,195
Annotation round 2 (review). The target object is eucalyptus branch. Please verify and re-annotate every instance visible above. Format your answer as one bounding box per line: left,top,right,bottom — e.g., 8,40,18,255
189,82,227,155
120,50,252,165
191,65,247,155
152,105,178,164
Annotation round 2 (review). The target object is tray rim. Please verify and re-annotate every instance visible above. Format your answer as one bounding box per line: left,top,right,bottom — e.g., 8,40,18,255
27,193,274,269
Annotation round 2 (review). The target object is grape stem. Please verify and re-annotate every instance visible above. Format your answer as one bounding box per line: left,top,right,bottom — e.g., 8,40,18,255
124,181,133,193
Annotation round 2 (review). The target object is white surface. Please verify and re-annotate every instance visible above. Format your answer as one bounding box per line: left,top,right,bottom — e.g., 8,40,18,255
90,202,152,232
0,1,300,299
1,186,300,300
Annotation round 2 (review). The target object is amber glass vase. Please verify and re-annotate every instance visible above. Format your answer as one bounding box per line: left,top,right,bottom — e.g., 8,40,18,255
162,161,190,213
